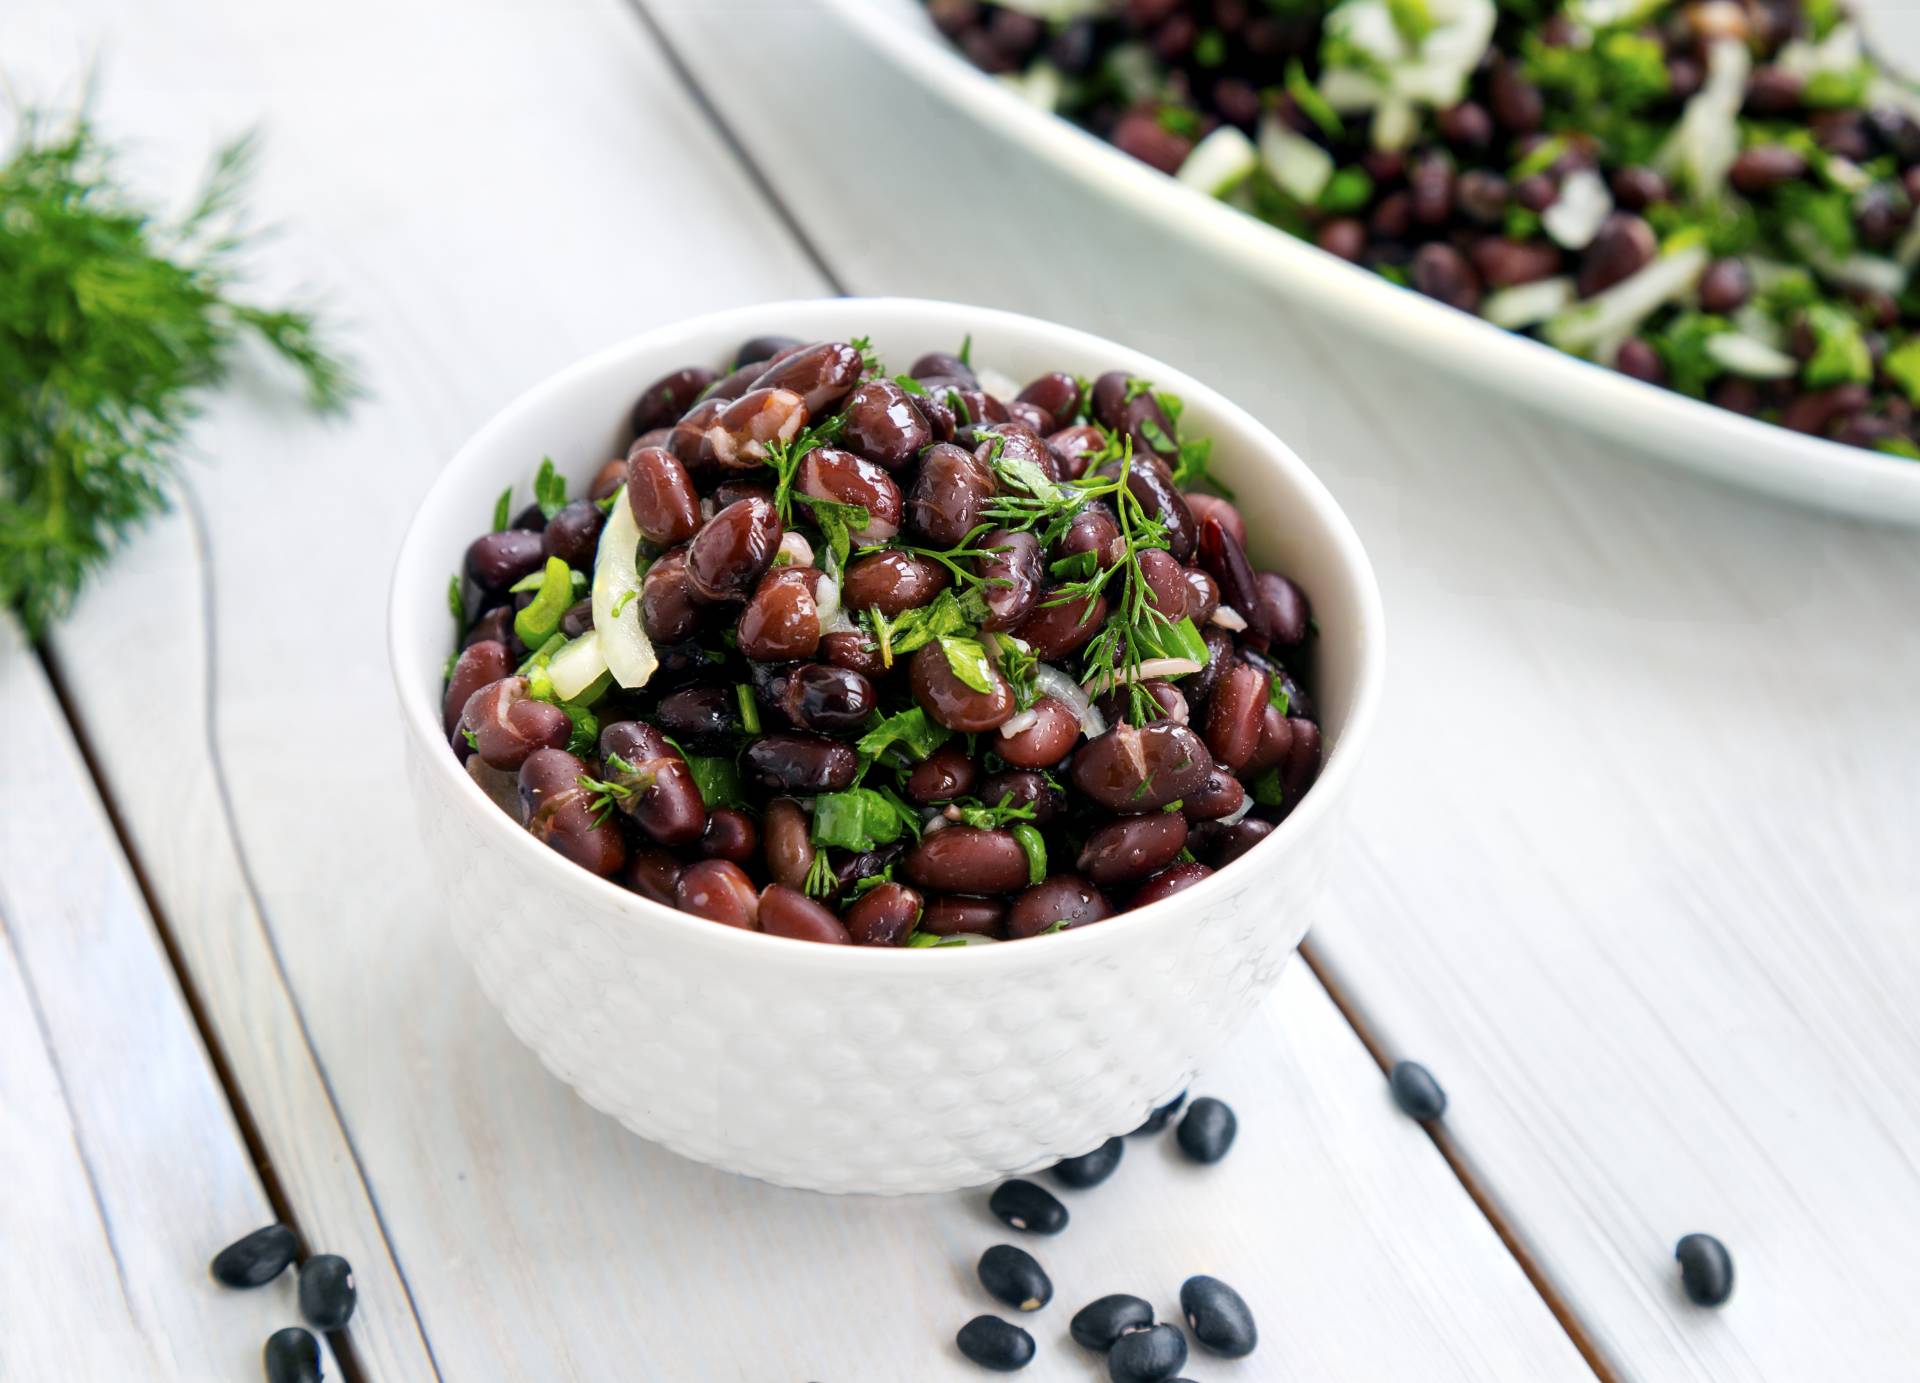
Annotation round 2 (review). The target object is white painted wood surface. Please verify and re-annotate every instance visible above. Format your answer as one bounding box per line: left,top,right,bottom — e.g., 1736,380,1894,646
648,4,1920,1378
0,620,340,1381
11,0,1599,1378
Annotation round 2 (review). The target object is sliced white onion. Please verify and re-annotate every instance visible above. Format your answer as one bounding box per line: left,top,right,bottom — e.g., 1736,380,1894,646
1083,658,1205,693
1218,793,1255,827
590,484,657,690
998,708,1042,739
1481,276,1576,330
1177,125,1258,197
1258,113,1334,203
1705,333,1798,378
1320,68,1387,112
547,631,609,702
813,572,840,626
1210,605,1248,632
976,366,1019,402
1036,663,1106,739
996,61,1064,113
1545,244,1709,363
1542,169,1612,251
1786,224,1910,296
1104,43,1159,105
778,531,814,569
985,0,1110,23
1371,98,1419,153
1658,38,1749,198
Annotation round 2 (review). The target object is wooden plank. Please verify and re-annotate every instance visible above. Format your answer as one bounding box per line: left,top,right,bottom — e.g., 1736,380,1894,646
646,4,1920,1376
21,0,1596,1376
0,621,339,1380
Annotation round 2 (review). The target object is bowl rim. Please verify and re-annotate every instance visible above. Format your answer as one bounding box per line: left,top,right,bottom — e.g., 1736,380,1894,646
820,0,1920,513
388,295,1386,970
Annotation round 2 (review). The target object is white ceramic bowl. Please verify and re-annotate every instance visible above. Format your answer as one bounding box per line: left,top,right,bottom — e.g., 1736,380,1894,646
389,298,1384,1193
826,0,1920,526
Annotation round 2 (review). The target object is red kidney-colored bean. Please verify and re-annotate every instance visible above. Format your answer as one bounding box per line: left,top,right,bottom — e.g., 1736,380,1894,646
979,769,1065,826
910,351,977,388
600,721,708,846
1281,717,1322,807
844,882,924,946
744,733,859,793
675,859,760,928
626,446,702,547
780,663,877,733
686,497,782,603
1094,679,1188,728
465,529,546,592
763,799,814,890
903,827,1031,894
1135,547,1191,619
1182,567,1220,624
1088,371,1134,431
541,499,604,570
1046,425,1108,480
841,379,933,470
459,677,571,770
1577,213,1658,297
1203,664,1270,773
1071,721,1211,813
618,844,682,906
1242,704,1293,779
518,748,627,877
444,640,509,734
641,547,702,642
947,387,1008,426
920,894,1007,936
976,528,1043,631
910,643,1014,732
798,446,903,543
734,334,802,370
1197,514,1266,638
749,341,864,415
1014,587,1107,659
738,566,821,661
667,396,727,469
1018,371,1081,425
1006,399,1053,435
997,697,1081,769
589,457,628,502
1185,627,1236,709
1255,571,1310,647
1182,766,1246,822
904,745,978,805
759,884,853,944
976,424,1060,483
461,606,520,656
841,549,950,617
1191,817,1273,868
632,365,717,435
1055,508,1124,570
1006,874,1111,938
820,629,887,678
699,808,759,864
1180,490,1244,547
908,442,996,547
1132,861,1212,906
703,362,766,405
1078,814,1188,885
700,388,809,470
1121,454,1196,560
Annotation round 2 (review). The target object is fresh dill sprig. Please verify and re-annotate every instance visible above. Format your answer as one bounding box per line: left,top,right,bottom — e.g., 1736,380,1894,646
0,109,356,636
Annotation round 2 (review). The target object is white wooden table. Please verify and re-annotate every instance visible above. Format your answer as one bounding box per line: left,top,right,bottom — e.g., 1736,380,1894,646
6,2,1919,1378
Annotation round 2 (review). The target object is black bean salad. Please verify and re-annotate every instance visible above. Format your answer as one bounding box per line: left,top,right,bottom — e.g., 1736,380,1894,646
930,0,1920,457
443,334,1322,944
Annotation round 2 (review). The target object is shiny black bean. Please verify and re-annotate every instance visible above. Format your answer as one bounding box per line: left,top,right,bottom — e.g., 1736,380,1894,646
589,456,628,502
905,825,1030,894
210,1224,298,1288
1413,242,1481,312
820,628,887,678
748,340,863,415
759,883,853,943
734,334,801,370
1018,370,1081,425
1051,1136,1123,1188
780,662,876,732
699,388,809,470
1071,1294,1154,1351
1005,398,1053,435
465,529,546,592
1134,547,1190,619
1182,765,1245,822
921,893,1007,936
1108,1323,1188,1383
655,685,739,751
845,881,924,946
1255,571,1310,647
1071,721,1211,813
1120,453,1195,560
997,697,1080,769
541,500,603,570
1185,626,1236,709
510,502,546,532
1203,663,1269,772
1078,814,1188,885
1014,587,1106,659
461,605,518,655
686,497,782,602
979,1244,1053,1312
675,858,759,928
618,845,682,906
1577,213,1658,297
519,749,626,876
1057,507,1124,569
910,350,976,387
710,479,776,510
1175,1096,1236,1163
1196,514,1265,637
1182,567,1219,624
559,598,594,640
626,445,702,547
641,548,702,642
1181,1275,1257,1358
738,566,821,661
600,721,708,846
1729,144,1807,193
762,799,814,890
841,378,933,469
444,640,510,735
910,643,1014,732
460,678,571,770
744,732,858,793
264,1327,322,1383
1132,860,1212,905
1390,1059,1448,1121
956,1316,1036,1372
908,441,995,547
988,1179,1068,1234
1675,1233,1736,1307
1046,424,1107,480
979,769,1065,826
1186,493,1245,547
976,527,1043,632
666,396,727,468
903,745,978,805
699,808,758,865
298,1254,356,1331
1006,874,1110,938
842,549,950,616
798,446,903,542
1191,816,1273,867
1131,1090,1186,1135
1094,679,1188,729
632,365,717,434
976,422,1059,482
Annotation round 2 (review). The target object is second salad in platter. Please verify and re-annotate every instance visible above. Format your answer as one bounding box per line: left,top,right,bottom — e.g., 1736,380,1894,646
441,335,1324,946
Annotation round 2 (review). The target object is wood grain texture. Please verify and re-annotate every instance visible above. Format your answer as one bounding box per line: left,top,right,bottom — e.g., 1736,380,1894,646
647,3,1920,1376
22,0,1594,1376
0,621,339,1381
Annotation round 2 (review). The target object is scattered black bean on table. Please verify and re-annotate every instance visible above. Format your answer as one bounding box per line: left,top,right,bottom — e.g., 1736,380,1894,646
263,1325,323,1383
298,1253,358,1331
1051,1135,1125,1188
1130,1090,1187,1135
1106,1321,1190,1383
978,1244,1053,1312
443,336,1328,944
1175,1096,1237,1163
210,1223,299,1288
957,1314,1038,1371
1070,1293,1157,1351
1181,1274,1258,1358
1675,1232,1736,1307
989,1179,1070,1235
1389,1059,1449,1122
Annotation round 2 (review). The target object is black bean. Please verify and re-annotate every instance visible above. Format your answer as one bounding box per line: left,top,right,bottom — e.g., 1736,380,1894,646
1051,1136,1123,1189
1389,1060,1448,1121
744,732,858,794
210,1223,299,1288
1675,1233,1735,1307
1175,1096,1237,1163
298,1253,357,1331
1070,1293,1155,1351
1107,1322,1188,1382
264,1326,323,1383
989,1179,1068,1234
1181,1275,1257,1357
978,1244,1053,1312
1131,1090,1186,1135
956,1315,1037,1371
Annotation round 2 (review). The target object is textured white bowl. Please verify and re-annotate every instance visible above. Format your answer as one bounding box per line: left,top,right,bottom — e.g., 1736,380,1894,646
389,298,1384,1193
826,0,1920,526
